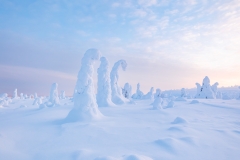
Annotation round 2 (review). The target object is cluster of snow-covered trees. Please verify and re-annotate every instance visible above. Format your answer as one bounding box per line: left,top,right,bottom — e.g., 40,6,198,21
195,76,221,99
1,49,240,121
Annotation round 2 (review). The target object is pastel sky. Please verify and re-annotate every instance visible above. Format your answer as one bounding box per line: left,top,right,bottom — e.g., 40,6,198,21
0,0,240,96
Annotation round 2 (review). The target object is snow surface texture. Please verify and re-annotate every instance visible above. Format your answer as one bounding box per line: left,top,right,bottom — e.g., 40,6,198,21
110,60,129,105
122,83,132,99
152,89,162,109
65,48,103,122
1,98,240,159
132,83,144,99
195,76,217,99
97,57,114,107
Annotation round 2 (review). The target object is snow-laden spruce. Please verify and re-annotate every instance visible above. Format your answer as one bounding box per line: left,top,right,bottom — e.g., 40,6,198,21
132,83,144,99
181,88,187,98
33,97,43,106
122,83,132,99
60,90,66,99
0,93,9,107
49,83,60,105
142,87,154,99
175,88,187,101
211,82,219,95
96,57,114,107
65,48,103,122
13,89,19,99
110,59,129,105
152,88,162,109
34,93,38,99
195,76,217,99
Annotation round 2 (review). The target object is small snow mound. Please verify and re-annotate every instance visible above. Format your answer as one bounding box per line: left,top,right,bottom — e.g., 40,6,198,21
123,154,153,160
172,117,187,124
154,138,177,152
190,100,199,104
166,100,174,108
20,105,27,108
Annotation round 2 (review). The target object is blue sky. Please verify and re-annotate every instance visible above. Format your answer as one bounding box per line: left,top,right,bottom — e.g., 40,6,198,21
0,0,240,96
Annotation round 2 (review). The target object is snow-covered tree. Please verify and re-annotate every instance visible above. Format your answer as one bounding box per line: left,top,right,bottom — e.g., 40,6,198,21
195,76,216,99
34,93,38,99
216,91,222,99
49,83,60,105
65,48,103,122
152,89,162,109
33,97,43,106
97,57,114,107
0,93,9,107
60,90,66,99
132,83,144,99
195,83,201,98
122,83,132,99
180,88,187,98
211,82,219,97
25,94,29,99
13,89,19,99
20,93,24,99
142,87,154,99
110,59,128,105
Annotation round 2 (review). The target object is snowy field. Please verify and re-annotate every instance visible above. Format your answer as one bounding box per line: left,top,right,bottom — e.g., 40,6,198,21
1,98,240,160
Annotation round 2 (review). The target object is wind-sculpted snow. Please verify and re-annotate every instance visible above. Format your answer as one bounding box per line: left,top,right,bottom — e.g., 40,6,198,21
97,57,114,107
65,49,103,122
110,60,128,105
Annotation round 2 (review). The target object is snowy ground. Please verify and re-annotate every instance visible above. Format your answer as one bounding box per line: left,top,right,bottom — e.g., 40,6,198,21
1,98,240,160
